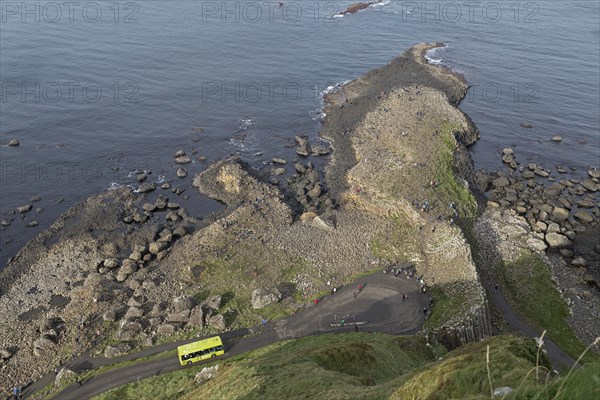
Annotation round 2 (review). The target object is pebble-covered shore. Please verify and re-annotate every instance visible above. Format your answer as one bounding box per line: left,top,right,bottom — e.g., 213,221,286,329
1,42,597,394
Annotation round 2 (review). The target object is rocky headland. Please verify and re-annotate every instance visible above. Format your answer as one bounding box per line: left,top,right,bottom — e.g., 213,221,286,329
337,1,384,16
0,43,597,394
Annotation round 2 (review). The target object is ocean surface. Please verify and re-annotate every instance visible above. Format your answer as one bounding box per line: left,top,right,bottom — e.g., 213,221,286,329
1,0,599,267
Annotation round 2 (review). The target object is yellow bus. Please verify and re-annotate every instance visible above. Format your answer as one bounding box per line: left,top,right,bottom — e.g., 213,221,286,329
177,336,225,366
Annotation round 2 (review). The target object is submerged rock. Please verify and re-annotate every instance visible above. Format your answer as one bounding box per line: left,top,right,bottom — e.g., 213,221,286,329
339,2,371,15
492,177,510,188
551,207,569,221
311,144,331,156
295,136,310,157
175,156,192,164
138,182,156,193
177,168,188,178
588,169,600,179
573,211,593,223
17,204,32,213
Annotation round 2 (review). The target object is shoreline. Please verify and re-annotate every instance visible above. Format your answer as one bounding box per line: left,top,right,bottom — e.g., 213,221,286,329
0,42,597,394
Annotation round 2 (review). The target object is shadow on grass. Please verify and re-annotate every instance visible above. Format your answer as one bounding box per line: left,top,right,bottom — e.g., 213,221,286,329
221,291,236,309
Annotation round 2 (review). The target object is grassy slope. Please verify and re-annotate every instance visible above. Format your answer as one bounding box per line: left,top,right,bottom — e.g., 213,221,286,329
434,122,478,220
92,334,598,400
498,250,598,364
371,121,479,331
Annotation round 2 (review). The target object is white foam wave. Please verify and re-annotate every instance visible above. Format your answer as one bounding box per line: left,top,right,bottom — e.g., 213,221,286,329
310,79,351,121
323,79,351,95
107,182,123,190
372,0,391,8
424,44,448,66
310,109,326,121
127,169,150,178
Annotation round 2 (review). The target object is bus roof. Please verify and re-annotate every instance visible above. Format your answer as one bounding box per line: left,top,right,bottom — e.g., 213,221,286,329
177,336,223,355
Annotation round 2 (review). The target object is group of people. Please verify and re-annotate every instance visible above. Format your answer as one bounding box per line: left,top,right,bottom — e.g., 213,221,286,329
413,198,461,226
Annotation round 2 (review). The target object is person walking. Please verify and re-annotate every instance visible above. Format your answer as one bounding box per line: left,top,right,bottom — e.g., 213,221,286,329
355,325,358,332
402,294,407,302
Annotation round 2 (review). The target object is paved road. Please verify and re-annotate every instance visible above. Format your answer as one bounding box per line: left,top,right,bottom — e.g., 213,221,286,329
23,271,428,400
22,269,578,400
487,283,577,370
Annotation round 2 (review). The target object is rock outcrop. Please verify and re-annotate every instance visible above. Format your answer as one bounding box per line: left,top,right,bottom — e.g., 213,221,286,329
251,289,281,310
194,365,219,384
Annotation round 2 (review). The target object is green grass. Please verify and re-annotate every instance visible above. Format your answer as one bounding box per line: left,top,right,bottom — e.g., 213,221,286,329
191,252,310,328
91,334,598,400
32,350,177,400
389,335,600,400
433,123,477,219
370,219,416,264
424,286,467,330
92,333,435,400
498,250,598,364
